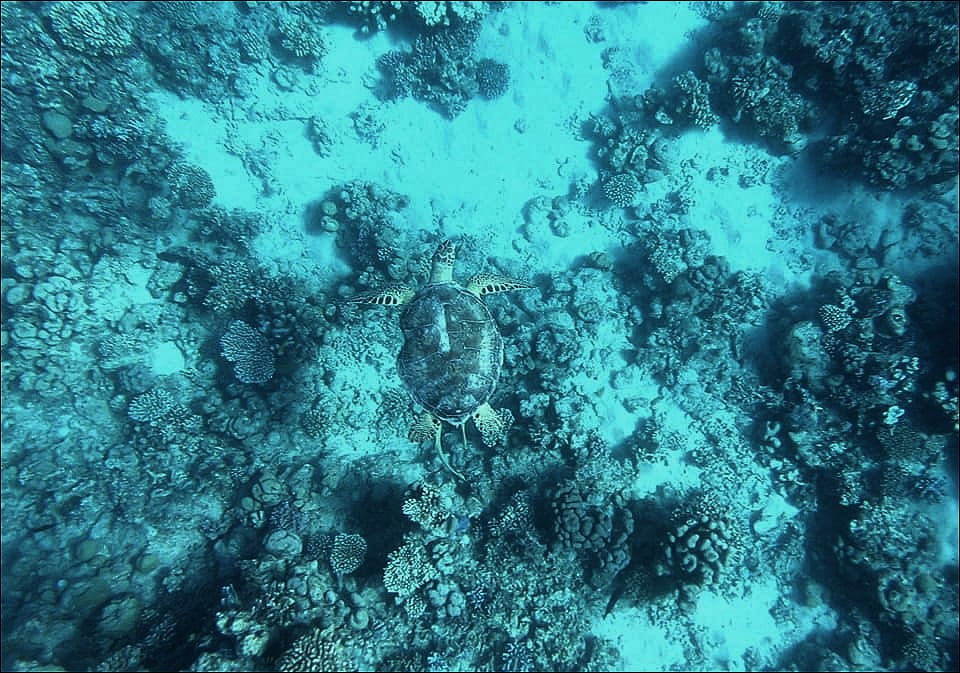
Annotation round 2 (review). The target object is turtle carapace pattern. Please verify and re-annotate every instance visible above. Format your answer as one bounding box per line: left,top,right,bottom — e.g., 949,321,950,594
347,239,533,479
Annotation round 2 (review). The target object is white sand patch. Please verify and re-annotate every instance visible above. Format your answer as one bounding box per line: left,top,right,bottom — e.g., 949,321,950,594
158,95,258,211
593,606,689,671
673,131,785,269
690,583,785,669
149,341,185,376
597,579,839,671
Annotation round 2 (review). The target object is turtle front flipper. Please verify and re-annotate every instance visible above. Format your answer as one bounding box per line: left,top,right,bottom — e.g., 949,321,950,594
473,403,514,446
466,274,534,297
346,285,415,307
408,411,465,481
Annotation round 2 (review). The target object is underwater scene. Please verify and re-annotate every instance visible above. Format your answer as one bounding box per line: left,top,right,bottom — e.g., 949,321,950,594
1,1,958,671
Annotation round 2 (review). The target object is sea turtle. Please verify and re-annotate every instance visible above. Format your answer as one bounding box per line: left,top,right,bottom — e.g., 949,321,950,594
348,239,533,479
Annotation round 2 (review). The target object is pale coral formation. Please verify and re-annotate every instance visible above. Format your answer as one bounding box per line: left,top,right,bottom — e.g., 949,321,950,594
383,539,439,601
601,172,639,208
276,627,350,672
48,2,133,58
220,320,275,384
329,533,367,575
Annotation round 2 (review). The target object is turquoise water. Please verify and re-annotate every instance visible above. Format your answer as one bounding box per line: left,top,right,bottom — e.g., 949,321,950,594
1,2,958,671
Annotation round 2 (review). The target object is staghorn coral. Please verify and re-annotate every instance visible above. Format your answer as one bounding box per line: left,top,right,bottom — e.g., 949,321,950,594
784,271,922,432
648,70,718,129
237,29,269,64
81,116,149,165
626,227,713,288
832,499,957,644
339,1,406,34
149,1,209,29
320,180,410,278
724,56,808,149
412,1,489,27
487,491,536,548
648,237,688,285
402,482,452,533
201,259,261,313
338,1,489,34
375,50,416,100
773,2,956,183
858,79,917,122
588,103,677,188
350,103,386,147
97,333,147,371
306,116,334,157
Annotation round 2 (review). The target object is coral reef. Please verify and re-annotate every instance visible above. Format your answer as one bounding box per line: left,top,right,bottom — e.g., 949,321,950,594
373,14,511,117
0,3,956,672
588,2,959,189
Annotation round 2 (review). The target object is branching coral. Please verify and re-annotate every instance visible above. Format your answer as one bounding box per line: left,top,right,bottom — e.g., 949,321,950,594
48,2,133,58
383,539,439,601
220,320,275,384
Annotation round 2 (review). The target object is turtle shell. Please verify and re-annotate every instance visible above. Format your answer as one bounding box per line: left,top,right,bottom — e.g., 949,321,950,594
397,283,503,425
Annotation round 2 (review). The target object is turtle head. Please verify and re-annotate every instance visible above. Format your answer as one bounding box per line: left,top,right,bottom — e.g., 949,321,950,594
430,239,458,283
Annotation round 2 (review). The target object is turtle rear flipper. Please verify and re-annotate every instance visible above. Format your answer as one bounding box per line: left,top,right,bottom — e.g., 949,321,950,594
473,403,514,446
408,412,465,481
466,274,534,297
346,285,415,307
